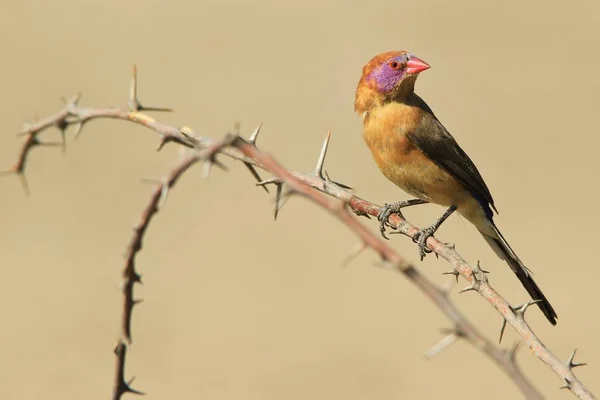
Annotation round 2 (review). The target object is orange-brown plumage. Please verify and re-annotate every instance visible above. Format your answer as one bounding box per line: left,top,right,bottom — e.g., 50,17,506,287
355,50,558,325
360,99,485,233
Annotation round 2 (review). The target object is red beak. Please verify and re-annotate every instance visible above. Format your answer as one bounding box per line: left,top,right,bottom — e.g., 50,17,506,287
406,56,430,74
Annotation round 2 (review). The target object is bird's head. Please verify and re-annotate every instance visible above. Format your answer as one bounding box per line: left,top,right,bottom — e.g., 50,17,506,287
362,51,430,93
355,51,430,113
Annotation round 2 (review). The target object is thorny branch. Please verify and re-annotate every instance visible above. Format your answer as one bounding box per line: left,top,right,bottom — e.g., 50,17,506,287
3,67,594,400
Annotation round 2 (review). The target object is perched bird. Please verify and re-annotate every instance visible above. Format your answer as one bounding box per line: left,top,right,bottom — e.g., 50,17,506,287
354,51,557,325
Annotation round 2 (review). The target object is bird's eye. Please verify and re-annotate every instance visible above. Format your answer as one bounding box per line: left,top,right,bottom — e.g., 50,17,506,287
389,61,401,70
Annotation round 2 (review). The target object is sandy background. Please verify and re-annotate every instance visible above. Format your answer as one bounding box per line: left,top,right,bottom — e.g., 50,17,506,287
1,0,599,399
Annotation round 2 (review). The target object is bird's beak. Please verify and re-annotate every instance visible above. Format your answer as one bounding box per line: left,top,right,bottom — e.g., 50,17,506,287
406,56,430,74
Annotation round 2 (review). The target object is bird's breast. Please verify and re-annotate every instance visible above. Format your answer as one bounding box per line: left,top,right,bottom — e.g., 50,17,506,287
362,103,469,207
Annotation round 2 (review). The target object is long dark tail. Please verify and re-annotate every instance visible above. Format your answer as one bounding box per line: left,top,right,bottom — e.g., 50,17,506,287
480,224,557,325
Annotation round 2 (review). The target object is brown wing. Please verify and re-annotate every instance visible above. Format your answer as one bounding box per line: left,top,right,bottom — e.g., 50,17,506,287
406,94,497,215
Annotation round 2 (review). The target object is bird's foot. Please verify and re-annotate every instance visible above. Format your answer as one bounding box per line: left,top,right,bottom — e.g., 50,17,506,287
377,199,428,240
377,202,403,239
412,226,437,261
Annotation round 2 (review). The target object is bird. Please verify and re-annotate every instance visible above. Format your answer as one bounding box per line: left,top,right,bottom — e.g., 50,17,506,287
354,50,557,325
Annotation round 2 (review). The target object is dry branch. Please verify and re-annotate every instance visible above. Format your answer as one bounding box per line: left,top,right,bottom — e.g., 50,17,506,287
3,66,594,400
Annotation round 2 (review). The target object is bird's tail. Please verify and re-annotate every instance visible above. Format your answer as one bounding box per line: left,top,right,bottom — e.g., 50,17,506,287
480,224,557,325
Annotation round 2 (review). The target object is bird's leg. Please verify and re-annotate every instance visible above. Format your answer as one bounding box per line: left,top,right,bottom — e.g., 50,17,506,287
378,199,429,239
413,205,457,260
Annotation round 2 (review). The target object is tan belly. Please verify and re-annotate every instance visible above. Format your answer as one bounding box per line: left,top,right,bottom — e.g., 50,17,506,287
361,103,490,233
369,141,489,231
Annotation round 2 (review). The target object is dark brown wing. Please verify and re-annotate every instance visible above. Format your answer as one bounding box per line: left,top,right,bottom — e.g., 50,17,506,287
406,93,498,215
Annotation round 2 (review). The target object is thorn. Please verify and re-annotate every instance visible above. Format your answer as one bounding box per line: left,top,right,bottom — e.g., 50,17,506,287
131,299,144,307
458,285,476,294
498,300,542,344
202,154,228,180
128,64,139,111
212,158,228,171
425,333,458,359
559,378,571,390
274,183,291,220
474,260,490,274
202,160,213,180
156,136,170,151
239,123,267,191
256,177,282,188
513,299,543,317
56,119,69,153
499,319,508,344
249,124,262,144
73,120,86,139
138,105,173,112
69,92,82,107
65,92,82,112
442,268,460,283
1,168,30,196
243,162,268,193
340,242,367,268
178,126,194,138
566,348,587,370
315,130,332,179
324,170,353,190
123,376,145,395
19,173,30,196
128,64,172,113
471,261,490,284
176,126,203,149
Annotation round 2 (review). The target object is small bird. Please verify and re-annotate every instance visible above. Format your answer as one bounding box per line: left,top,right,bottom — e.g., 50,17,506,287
354,51,557,325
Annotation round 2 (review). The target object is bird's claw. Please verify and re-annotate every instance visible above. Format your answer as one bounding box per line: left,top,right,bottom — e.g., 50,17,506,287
377,202,403,240
412,226,436,260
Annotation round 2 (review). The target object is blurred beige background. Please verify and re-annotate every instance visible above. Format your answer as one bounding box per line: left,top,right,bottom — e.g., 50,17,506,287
1,0,598,399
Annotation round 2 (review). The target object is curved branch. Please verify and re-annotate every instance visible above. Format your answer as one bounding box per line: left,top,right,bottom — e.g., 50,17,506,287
3,67,594,400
